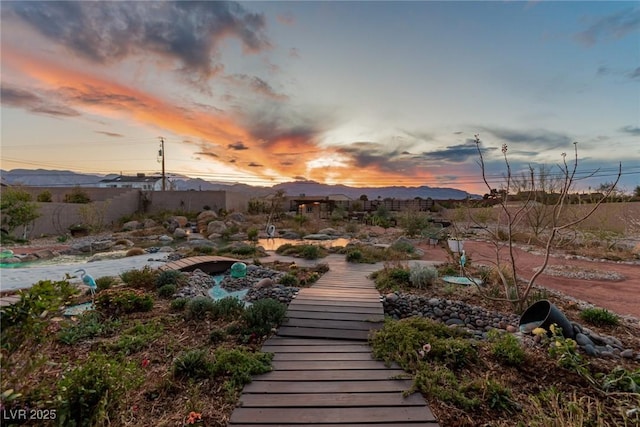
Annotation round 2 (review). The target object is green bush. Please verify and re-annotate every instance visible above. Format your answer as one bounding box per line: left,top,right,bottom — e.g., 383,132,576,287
170,297,188,311
56,352,142,427
243,298,287,335
247,227,259,241
372,266,410,291
156,270,185,288
58,311,121,345
487,329,525,366
300,245,321,259
185,296,216,320
158,284,177,298
108,321,163,355
390,240,415,253
173,349,213,379
346,249,364,263
212,296,246,320
120,266,159,290
37,190,52,202
409,265,438,288
209,329,227,344
95,289,154,317
63,187,91,204
212,347,273,393
279,273,299,286
579,307,620,327
95,276,118,292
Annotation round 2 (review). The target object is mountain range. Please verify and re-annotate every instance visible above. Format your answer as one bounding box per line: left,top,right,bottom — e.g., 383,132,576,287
1,169,473,200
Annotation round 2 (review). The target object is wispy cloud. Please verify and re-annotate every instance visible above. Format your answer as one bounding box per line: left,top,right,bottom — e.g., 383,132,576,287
4,1,269,80
420,142,481,163
1,84,80,117
620,125,640,136
628,67,640,81
95,130,123,138
481,127,572,152
574,7,640,47
228,141,249,150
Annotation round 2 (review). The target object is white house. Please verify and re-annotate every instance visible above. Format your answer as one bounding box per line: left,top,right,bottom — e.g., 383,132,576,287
98,173,165,191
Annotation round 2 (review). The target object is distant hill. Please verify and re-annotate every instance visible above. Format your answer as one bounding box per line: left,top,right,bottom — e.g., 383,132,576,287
1,170,473,199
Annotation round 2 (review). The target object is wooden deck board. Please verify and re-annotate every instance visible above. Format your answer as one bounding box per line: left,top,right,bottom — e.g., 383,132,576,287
239,392,426,407
271,360,393,370
286,304,381,314
286,310,384,322
282,318,382,331
242,379,414,394
277,326,372,340
230,406,436,424
273,352,375,361
261,344,370,353
253,369,407,381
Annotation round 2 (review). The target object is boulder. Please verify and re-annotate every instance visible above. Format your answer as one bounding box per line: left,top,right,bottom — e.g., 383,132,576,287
91,240,115,252
158,235,174,242
254,278,274,289
71,241,93,253
143,218,158,228
197,210,218,232
207,221,227,235
122,220,140,231
173,228,188,239
303,233,333,240
228,212,245,222
0,256,21,264
318,228,340,236
632,243,640,258
33,249,59,260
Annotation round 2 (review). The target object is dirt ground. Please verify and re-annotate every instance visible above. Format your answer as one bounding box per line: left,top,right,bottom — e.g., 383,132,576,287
417,240,640,319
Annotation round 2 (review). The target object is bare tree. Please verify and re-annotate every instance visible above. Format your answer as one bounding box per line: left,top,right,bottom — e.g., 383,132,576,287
471,135,622,311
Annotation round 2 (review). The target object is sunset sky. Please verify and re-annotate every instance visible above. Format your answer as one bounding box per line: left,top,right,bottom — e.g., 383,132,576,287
1,1,638,194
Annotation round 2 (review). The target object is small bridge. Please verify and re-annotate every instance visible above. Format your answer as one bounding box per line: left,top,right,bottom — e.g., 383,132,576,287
229,256,439,426
158,255,241,274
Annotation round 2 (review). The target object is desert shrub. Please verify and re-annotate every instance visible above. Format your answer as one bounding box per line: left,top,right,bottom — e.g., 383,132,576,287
247,227,259,241
413,364,480,411
57,311,121,345
300,245,322,259
212,347,273,394
185,296,216,320
279,273,299,286
56,352,142,427
345,249,363,263
95,288,154,317
371,265,410,291
390,240,415,253
119,266,159,289
243,298,287,335
193,245,214,255
229,245,258,257
125,247,146,257
597,366,640,393
95,276,118,292
275,243,295,254
108,321,163,355
37,190,52,202
158,284,177,298
483,379,518,413
579,307,619,327
212,297,245,320
156,270,184,288
170,297,188,311
409,265,438,288
209,329,227,344
173,349,213,380
63,187,91,204
487,329,525,366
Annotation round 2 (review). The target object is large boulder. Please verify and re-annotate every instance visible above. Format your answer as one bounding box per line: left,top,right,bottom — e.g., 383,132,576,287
318,228,341,236
33,249,60,260
196,210,218,232
122,220,140,231
173,228,188,239
228,212,245,223
207,221,227,235
143,218,158,228
91,240,115,252
172,216,188,228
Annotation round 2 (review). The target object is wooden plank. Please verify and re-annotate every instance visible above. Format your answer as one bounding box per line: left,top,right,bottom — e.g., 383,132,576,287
230,406,435,424
282,318,382,331
294,295,381,303
239,391,426,408
277,326,371,340
252,369,407,381
290,299,381,308
273,352,375,361
299,289,380,296
242,379,413,394
286,304,381,314
286,310,384,322
263,337,364,346
261,345,369,353
271,360,390,370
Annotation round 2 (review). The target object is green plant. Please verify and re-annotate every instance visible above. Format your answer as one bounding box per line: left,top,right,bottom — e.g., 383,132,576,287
412,364,480,411
487,329,525,366
279,273,299,286
212,297,245,320
211,347,273,396
109,321,163,355
173,349,213,380
483,379,518,413
185,296,216,320
63,186,91,204
247,226,259,241
597,366,640,393
158,284,177,298
95,276,118,292
170,297,188,311
300,245,321,259
37,190,52,202
95,288,154,317
345,249,363,263
579,307,620,327
409,265,438,288
57,311,121,345
0,187,40,236
156,270,185,288
242,298,287,335
546,324,594,385
120,266,159,289
56,352,142,427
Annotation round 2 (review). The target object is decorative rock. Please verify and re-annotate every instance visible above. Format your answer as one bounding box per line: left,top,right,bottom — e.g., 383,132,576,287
33,249,59,260
254,278,274,289
575,333,594,347
620,349,634,358
143,218,158,228
583,344,598,356
122,220,140,231
446,318,465,326
207,221,227,235
173,228,188,239
1,256,21,264
506,325,517,333
158,235,174,242
385,293,399,303
91,240,115,252
303,233,333,240
228,212,245,222
318,228,340,236
281,231,301,239
158,246,174,252
172,216,188,227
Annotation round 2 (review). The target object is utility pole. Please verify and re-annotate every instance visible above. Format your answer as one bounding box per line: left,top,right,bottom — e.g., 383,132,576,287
159,137,166,191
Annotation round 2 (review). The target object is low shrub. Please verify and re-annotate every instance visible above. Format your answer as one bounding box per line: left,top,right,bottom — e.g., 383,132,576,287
279,273,299,286
173,349,213,379
346,249,364,263
185,296,216,320
158,284,177,298
170,297,188,311
57,311,121,345
209,329,227,344
95,288,154,317
487,329,525,366
212,297,245,320
95,276,118,292
212,347,273,395
125,247,146,257
119,266,159,289
579,307,620,327
409,265,438,288
156,270,185,288
108,321,163,355
243,298,287,335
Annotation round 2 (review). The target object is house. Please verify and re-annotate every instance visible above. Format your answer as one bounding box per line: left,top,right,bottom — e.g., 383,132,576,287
98,173,166,191
290,194,352,219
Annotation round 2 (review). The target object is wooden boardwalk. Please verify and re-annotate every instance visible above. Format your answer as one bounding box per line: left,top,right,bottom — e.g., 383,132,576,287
229,259,439,426
158,255,240,274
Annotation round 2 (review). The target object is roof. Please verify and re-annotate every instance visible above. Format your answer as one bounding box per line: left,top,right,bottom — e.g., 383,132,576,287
100,175,163,184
